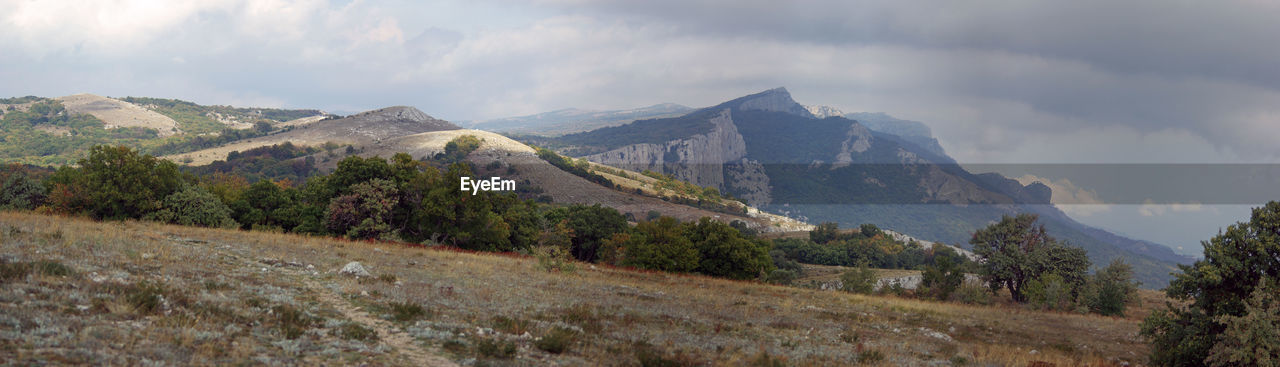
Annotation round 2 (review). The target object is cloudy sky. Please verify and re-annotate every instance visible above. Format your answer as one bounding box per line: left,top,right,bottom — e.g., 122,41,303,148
5,0,1278,255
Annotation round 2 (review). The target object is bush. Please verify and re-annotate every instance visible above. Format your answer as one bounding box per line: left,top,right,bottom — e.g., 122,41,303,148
1025,273,1073,311
535,327,577,354
476,338,517,359
622,217,699,273
956,279,992,305
1204,278,1280,367
840,262,877,294
442,135,482,162
765,269,798,285
920,255,964,300
149,185,238,228
0,169,46,210
275,305,316,339
1142,202,1280,365
389,301,429,322
337,322,378,342
1082,259,1139,316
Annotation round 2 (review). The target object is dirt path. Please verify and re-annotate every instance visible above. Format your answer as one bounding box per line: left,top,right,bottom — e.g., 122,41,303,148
302,277,459,367
185,234,457,367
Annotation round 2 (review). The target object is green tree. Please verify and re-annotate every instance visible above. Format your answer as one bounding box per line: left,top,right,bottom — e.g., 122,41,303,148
969,214,1089,303
1083,259,1140,316
0,167,46,210
441,135,482,162
622,217,699,273
1141,201,1280,366
149,185,238,228
810,222,840,244
1204,278,1280,367
685,217,774,280
325,178,399,240
544,204,629,262
859,223,883,238
45,145,185,220
920,255,964,300
840,261,877,294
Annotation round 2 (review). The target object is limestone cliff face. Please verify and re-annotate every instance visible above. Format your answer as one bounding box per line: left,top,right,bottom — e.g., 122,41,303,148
832,122,873,168
738,88,816,118
584,109,773,205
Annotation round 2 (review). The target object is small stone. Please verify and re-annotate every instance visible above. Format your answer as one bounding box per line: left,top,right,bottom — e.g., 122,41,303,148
141,253,155,260
407,260,418,266
340,262,372,277
1029,349,1039,355
306,264,315,270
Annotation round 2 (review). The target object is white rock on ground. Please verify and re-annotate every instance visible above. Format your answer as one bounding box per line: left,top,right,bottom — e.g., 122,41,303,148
340,261,371,277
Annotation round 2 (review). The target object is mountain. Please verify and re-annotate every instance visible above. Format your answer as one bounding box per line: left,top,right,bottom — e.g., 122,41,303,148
0,94,330,165
536,87,1192,288
464,103,692,136
846,112,948,157
167,106,459,165
167,105,803,232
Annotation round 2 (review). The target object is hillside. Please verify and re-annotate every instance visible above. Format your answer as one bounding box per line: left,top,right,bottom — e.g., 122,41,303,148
0,94,329,165
464,103,692,136
0,211,1150,366
167,106,459,165
532,87,1193,288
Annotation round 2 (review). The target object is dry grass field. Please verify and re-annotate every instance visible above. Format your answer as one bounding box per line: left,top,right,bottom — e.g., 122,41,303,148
0,211,1152,366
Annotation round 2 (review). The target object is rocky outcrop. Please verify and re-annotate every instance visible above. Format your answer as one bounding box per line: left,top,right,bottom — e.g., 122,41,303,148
584,109,773,205
804,105,845,118
737,87,815,118
832,122,873,168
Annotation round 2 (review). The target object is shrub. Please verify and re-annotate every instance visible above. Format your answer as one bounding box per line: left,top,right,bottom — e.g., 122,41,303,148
389,301,429,322
491,315,533,335
840,261,877,294
0,261,32,281
1025,273,1074,311
324,178,398,240
32,260,72,277
920,255,964,300
149,185,238,228
275,305,315,339
956,279,992,305
622,217,699,273
476,338,517,359
337,322,378,342
127,281,168,314
1142,202,1280,365
535,327,577,354
442,135,482,162
1204,278,1280,367
0,169,46,210
1082,259,1139,316
765,269,798,285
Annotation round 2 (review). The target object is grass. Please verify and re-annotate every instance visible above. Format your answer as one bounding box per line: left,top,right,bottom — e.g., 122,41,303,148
0,211,1156,365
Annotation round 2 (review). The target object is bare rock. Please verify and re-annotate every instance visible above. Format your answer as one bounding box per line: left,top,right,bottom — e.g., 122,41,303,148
339,262,371,277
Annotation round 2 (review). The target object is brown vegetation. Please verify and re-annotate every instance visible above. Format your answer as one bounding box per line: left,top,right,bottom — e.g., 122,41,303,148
0,211,1149,365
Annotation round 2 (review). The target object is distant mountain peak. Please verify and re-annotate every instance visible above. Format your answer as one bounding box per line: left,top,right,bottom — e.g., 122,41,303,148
727,87,816,118
351,106,441,124
804,105,846,118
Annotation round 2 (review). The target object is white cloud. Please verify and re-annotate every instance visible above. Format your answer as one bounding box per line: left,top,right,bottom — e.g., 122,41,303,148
1138,199,1210,217
1015,174,1109,217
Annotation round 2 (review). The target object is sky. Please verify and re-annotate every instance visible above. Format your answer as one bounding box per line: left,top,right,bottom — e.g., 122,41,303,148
5,0,1279,256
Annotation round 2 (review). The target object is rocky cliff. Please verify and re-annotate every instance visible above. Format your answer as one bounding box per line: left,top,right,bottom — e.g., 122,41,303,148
583,109,773,204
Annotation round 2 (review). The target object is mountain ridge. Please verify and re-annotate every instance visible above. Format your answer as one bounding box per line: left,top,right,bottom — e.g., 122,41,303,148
535,87,1191,288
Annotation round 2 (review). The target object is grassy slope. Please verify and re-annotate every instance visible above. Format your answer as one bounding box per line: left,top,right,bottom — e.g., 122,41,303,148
1,212,1149,366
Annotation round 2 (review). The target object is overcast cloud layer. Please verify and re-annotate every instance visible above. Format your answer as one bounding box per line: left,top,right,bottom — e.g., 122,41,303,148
4,0,1279,164
1,0,1276,164
5,0,1277,256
